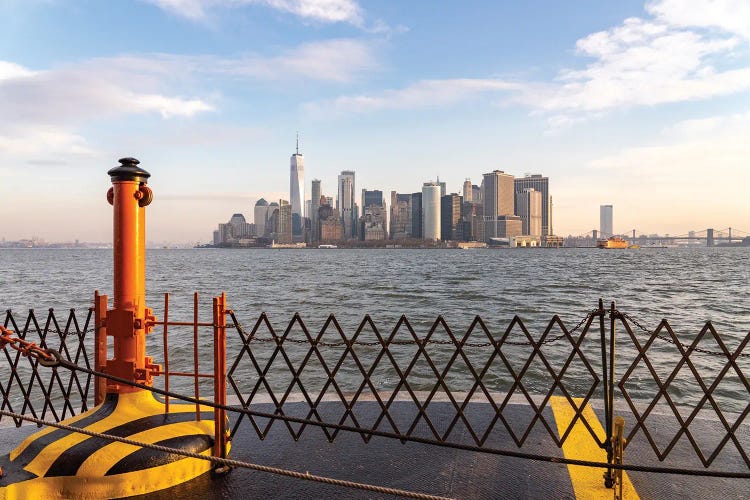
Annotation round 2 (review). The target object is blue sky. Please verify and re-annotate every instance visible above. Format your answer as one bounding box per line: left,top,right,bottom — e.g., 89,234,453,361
1,0,749,243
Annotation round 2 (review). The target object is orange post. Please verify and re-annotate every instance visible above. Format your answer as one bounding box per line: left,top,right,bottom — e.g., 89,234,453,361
105,158,159,394
163,293,170,413
213,293,228,458
93,290,108,405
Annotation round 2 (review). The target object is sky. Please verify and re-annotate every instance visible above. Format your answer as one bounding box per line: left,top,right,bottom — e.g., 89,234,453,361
1,0,749,244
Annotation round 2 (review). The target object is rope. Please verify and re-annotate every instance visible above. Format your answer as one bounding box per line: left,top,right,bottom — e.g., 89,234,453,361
38,352,750,479
0,409,452,500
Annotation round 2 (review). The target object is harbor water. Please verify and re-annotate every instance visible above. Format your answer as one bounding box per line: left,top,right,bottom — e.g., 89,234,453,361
1,246,748,414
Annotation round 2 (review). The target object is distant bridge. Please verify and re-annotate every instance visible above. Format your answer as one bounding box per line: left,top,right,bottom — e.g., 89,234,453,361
577,227,749,246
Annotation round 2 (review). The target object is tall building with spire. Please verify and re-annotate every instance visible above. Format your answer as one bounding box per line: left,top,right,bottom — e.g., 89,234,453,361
290,134,304,236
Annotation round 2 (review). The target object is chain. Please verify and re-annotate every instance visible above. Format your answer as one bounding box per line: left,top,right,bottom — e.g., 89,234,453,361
619,312,749,358
228,310,601,349
0,325,96,336
0,409,452,500
0,326,58,364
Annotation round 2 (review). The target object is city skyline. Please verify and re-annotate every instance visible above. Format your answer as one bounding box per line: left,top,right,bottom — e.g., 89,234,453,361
1,1,749,243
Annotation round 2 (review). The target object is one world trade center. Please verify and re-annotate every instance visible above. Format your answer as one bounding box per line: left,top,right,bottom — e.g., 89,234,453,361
290,135,304,238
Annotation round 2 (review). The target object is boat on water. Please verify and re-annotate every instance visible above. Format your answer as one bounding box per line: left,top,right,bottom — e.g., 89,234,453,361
318,244,338,249
597,236,629,249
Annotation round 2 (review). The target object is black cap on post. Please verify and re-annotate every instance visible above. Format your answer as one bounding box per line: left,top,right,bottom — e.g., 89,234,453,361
107,157,151,183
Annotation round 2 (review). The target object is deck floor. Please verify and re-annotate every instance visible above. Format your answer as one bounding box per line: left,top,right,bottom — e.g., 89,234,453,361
1,401,747,499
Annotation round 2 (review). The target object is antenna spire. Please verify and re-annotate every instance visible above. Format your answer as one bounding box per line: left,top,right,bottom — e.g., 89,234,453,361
296,132,300,155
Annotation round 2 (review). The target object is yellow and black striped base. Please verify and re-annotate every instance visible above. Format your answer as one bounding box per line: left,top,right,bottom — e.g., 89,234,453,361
0,391,226,499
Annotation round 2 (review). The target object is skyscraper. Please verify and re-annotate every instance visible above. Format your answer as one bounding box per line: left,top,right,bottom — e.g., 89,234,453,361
600,205,613,238
422,182,441,241
254,198,269,237
483,170,515,219
290,136,304,236
410,192,422,239
463,179,472,203
277,200,292,244
515,188,542,236
441,193,462,241
310,179,321,243
337,170,356,239
514,175,552,236
362,189,384,211
390,191,411,239
482,170,514,240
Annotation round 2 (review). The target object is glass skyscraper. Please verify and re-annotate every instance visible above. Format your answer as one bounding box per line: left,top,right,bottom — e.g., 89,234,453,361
290,138,304,236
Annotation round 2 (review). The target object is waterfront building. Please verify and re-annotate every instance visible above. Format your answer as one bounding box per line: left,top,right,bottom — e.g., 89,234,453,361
485,215,523,240
337,170,356,239
410,192,423,239
483,170,514,219
213,213,253,245
360,205,387,240
461,201,482,241
600,205,613,238
276,200,293,244
318,204,343,242
290,139,304,237
311,179,321,243
463,179,472,203
229,213,253,238
422,182,441,241
514,174,552,236
441,193,462,241
361,189,386,236
515,188,542,236
390,191,411,239
254,198,270,237
482,170,514,240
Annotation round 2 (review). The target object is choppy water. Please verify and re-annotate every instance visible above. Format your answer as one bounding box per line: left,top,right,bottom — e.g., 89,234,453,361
1,247,749,414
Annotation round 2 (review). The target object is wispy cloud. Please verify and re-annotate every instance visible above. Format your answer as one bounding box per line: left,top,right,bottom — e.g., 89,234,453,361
589,110,750,177
145,0,363,25
305,78,524,114
0,38,377,163
0,58,213,161
535,16,749,118
647,0,750,40
199,38,379,83
306,0,750,126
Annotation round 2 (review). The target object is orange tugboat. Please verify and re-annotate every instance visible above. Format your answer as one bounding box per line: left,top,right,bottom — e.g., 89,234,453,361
597,236,629,249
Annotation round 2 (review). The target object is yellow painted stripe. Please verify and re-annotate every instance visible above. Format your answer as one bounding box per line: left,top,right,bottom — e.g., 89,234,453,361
549,396,639,500
21,391,214,477
9,401,106,461
1,449,213,500
77,419,215,475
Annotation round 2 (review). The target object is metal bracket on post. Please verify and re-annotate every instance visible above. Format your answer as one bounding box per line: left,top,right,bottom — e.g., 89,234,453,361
612,416,626,500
